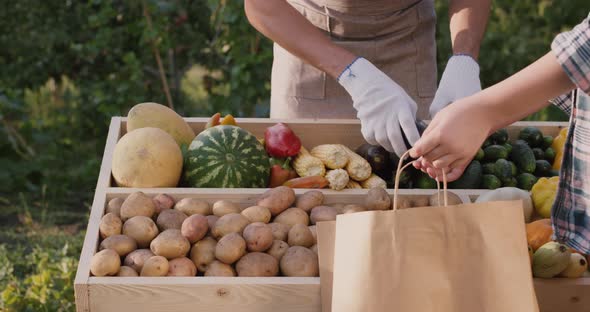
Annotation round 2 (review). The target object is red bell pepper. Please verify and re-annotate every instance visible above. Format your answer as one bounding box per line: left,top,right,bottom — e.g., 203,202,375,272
264,123,301,158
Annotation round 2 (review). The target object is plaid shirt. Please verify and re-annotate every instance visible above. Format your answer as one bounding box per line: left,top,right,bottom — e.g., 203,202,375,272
550,13,590,254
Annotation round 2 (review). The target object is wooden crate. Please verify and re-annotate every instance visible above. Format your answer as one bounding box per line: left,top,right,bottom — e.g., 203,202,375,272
75,118,590,312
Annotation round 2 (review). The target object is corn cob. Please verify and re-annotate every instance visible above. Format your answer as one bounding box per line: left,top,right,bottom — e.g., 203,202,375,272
339,145,372,181
310,144,349,169
345,180,363,189
360,174,387,189
293,146,326,177
325,169,350,191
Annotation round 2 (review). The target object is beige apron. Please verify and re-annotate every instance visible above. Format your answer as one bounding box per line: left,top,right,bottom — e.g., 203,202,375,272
270,0,437,119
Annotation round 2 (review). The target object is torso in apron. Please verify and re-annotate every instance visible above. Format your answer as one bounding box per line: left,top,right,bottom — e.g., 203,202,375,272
270,0,437,119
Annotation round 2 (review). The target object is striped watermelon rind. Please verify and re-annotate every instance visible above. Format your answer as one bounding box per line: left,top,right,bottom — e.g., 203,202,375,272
184,125,269,188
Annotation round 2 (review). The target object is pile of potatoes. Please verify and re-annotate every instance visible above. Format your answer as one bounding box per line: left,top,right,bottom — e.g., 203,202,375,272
92,186,459,277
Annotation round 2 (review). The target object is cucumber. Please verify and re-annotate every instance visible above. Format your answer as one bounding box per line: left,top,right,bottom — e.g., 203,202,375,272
482,138,492,148
483,162,496,175
534,160,552,177
510,140,536,173
517,173,538,191
509,161,518,176
484,145,509,161
503,143,513,155
449,160,483,189
414,171,438,189
519,126,543,147
494,159,513,181
542,135,554,149
533,148,545,160
544,147,556,164
490,128,509,145
475,148,485,161
481,174,502,190
503,177,518,187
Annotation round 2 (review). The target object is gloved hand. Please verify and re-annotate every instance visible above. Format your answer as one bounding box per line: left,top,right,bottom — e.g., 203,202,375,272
338,57,420,156
429,55,481,118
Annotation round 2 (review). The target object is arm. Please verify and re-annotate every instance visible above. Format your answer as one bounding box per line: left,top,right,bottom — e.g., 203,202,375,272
244,0,355,78
448,0,491,59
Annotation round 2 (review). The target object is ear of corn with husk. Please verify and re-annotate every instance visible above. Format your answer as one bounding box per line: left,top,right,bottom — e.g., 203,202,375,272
339,145,372,181
360,174,387,189
310,144,349,169
325,169,350,191
345,180,363,189
293,146,326,177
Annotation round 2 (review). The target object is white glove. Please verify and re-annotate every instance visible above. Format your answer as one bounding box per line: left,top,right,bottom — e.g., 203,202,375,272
338,57,420,156
429,55,481,117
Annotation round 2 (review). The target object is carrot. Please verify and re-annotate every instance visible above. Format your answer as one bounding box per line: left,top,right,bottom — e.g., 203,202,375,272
283,176,329,189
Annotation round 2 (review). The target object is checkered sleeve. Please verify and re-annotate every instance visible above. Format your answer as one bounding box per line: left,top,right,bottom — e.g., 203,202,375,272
551,13,590,95
550,93,573,115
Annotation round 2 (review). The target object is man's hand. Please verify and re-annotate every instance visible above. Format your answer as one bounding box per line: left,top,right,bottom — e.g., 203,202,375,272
429,55,481,117
339,58,420,156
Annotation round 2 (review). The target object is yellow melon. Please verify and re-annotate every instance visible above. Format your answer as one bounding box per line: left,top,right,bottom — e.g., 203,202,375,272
112,127,182,187
127,102,195,147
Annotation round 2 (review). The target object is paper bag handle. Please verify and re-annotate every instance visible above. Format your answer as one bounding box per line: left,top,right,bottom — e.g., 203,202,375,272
393,151,447,210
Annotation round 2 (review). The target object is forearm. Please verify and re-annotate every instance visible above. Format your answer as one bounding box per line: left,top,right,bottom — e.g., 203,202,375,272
448,0,491,60
244,0,355,78
477,52,575,131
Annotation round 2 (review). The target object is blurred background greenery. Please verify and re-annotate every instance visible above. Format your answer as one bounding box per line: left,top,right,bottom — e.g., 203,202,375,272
0,1,588,310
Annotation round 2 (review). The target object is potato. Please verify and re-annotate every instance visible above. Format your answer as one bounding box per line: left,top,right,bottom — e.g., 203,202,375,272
308,225,317,244
190,237,217,272
120,191,156,221
295,190,324,213
215,233,246,264
267,240,289,261
287,224,315,247
153,193,175,215
124,249,155,272
212,213,250,239
310,206,337,224
341,204,367,214
181,214,209,243
270,223,290,242
274,208,309,228
365,187,391,211
243,222,273,252
205,260,237,277
167,257,197,277
310,244,318,255
99,213,122,239
117,266,139,277
174,198,211,216
122,216,159,248
331,203,346,214
90,249,121,277
428,191,463,207
156,209,188,231
256,186,295,216
241,206,271,223
106,197,124,217
212,200,241,217
280,246,319,277
140,256,169,276
236,252,279,277
150,229,191,259
396,197,413,209
206,215,219,231
99,234,137,257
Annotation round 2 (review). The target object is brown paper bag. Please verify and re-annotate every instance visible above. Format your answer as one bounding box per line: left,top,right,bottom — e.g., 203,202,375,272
318,159,538,312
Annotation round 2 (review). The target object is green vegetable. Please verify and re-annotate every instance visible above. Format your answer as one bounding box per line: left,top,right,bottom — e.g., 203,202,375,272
510,140,536,173
544,147,556,164
534,160,553,177
481,174,502,189
482,138,492,148
549,169,560,177
519,126,543,147
517,173,538,191
449,160,483,189
490,128,509,144
484,145,509,161
503,177,518,187
503,143,513,155
533,148,545,160
509,161,518,176
494,159,513,182
184,125,270,188
542,135,554,149
483,163,495,175
474,148,485,161
414,171,438,189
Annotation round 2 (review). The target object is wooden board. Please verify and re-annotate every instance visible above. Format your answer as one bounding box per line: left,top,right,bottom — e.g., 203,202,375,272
75,117,588,312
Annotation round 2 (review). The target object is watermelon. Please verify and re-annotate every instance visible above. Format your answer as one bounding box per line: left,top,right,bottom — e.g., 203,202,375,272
184,125,270,188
